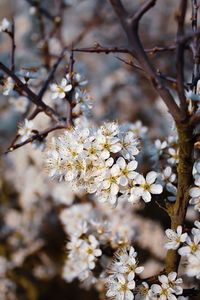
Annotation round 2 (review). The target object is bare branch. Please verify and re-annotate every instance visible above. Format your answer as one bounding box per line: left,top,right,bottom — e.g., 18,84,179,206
109,0,182,123
109,0,128,23
4,124,67,154
38,47,67,99
0,62,59,121
131,0,157,23
74,44,176,56
74,45,130,54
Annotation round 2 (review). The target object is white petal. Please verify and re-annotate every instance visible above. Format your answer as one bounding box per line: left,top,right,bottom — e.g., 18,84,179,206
111,183,119,195
117,157,126,169
168,272,177,281
190,187,200,198
120,176,128,186
127,160,138,171
125,290,133,300
151,284,161,294
150,184,163,194
117,274,125,284
135,174,145,185
176,226,182,235
111,164,120,176
64,84,72,92
146,171,157,184
135,266,144,274
142,191,151,202
158,274,168,284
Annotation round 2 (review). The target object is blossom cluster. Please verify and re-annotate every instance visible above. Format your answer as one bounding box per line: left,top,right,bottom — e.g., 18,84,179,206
165,222,200,279
45,121,163,206
106,247,144,300
152,131,178,203
60,202,136,286
50,72,91,117
106,247,183,300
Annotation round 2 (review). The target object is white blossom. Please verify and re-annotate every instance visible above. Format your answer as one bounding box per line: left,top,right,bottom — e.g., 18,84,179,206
158,272,183,295
168,148,179,165
178,235,200,256
189,197,200,212
0,18,10,32
155,139,168,155
73,88,92,115
18,119,34,142
96,135,122,159
50,78,72,99
189,175,200,212
66,72,88,86
116,157,138,186
133,171,163,203
120,131,140,160
151,272,182,300
165,226,187,250
192,221,200,236
135,282,151,300
3,77,14,96
109,246,144,281
162,166,176,185
185,251,200,279
106,274,135,300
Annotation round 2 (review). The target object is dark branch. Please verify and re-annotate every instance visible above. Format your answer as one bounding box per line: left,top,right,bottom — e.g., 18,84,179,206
4,124,67,154
73,45,130,54
131,0,156,23
0,62,59,121
38,47,67,99
109,0,128,23
109,0,182,123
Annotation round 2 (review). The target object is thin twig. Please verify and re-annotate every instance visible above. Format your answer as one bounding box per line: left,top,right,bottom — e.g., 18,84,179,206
4,124,67,154
38,47,67,99
0,62,59,121
116,56,185,89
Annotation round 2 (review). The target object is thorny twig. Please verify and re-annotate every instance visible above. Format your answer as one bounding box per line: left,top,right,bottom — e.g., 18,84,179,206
109,0,182,123
2,0,105,155
115,56,188,90
73,44,176,55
